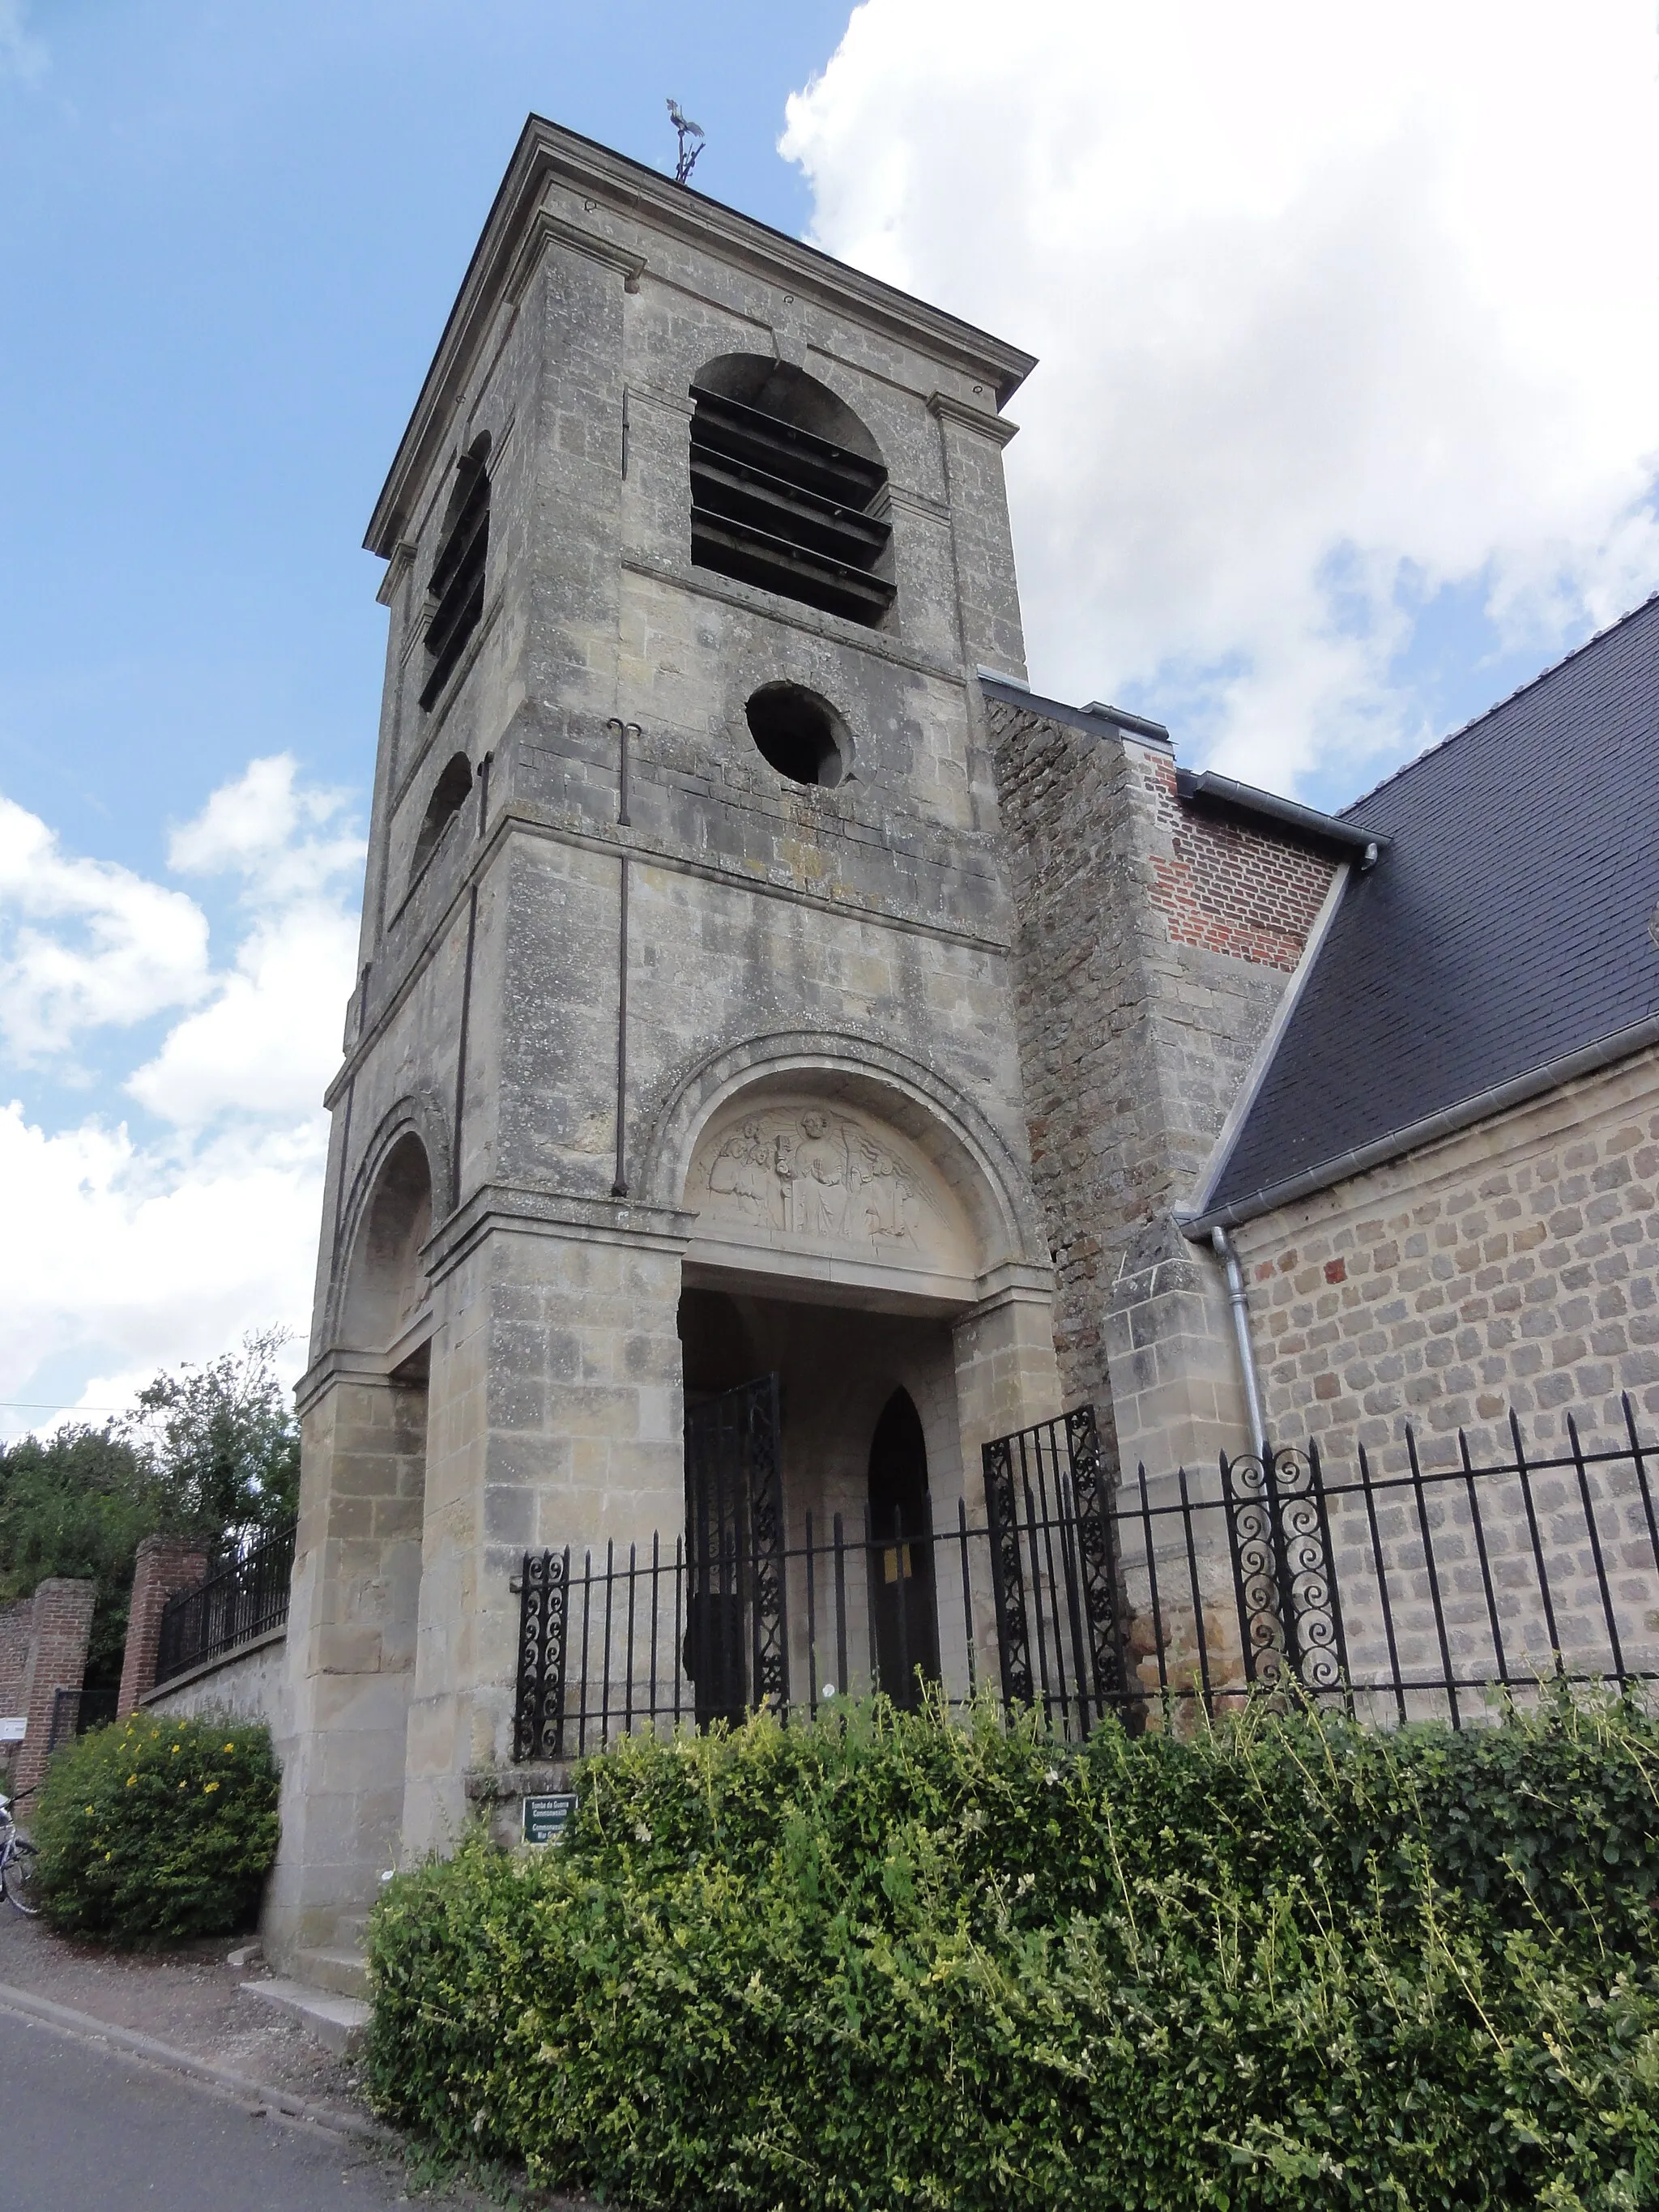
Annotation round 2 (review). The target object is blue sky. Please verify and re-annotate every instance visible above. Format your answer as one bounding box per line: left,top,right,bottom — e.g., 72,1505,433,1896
2,0,1657,1434
0,0,847,876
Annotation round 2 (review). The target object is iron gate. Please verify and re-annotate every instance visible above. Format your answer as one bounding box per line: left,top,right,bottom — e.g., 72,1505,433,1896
683,1373,787,1728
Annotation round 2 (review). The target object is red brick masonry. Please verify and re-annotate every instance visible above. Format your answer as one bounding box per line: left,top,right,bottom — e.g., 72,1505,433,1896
117,1534,209,1718
1148,759,1336,970
13,1579,96,1796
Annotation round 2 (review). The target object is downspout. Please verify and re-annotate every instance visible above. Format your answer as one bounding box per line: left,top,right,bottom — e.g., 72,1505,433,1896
1211,1225,1269,1463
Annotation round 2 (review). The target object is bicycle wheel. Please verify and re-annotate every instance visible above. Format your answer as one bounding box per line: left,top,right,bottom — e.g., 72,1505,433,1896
2,1837,41,1915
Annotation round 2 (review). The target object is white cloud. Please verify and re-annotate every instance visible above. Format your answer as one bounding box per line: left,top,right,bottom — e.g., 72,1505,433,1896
134,756,365,1127
0,795,211,1059
782,0,1659,791
0,757,363,1430
168,753,363,906
0,1106,324,1420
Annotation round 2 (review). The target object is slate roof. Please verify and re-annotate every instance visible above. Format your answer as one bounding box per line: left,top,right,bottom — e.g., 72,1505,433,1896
1196,593,1659,1226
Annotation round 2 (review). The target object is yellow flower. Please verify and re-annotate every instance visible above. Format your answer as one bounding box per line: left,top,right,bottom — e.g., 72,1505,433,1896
126,1775,137,1788
177,1779,186,1790
104,1851,113,1860
223,1742,235,1753
84,1804,93,1814
203,1780,220,1793
170,1744,181,1755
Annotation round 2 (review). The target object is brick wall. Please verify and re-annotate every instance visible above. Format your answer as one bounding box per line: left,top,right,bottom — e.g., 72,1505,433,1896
13,1579,96,1796
0,1594,32,1784
1231,1045,1659,1695
0,1593,31,1720
987,695,1333,1478
1147,769,1336,971
117,1533,210,1717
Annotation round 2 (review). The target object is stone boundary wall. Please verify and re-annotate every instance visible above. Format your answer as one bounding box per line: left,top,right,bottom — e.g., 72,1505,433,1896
145,1628,288,1729
1231,1046,1659,1699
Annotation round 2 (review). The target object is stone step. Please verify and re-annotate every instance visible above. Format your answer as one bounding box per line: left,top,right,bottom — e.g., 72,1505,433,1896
240,1976,370,2056
334,1912,370,1947
296,1944,370,2001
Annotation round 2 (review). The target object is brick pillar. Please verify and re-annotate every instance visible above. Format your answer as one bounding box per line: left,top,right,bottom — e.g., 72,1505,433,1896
13,1579,96,1796
117,1534,209,1718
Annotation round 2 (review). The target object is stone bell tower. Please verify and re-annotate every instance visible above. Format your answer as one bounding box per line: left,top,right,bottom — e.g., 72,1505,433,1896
265,116,1064,1967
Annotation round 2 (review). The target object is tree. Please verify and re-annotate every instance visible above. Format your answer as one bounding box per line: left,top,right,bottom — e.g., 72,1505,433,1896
0,1329,301,1706
120,1328,301,1548
0,1425,157,1694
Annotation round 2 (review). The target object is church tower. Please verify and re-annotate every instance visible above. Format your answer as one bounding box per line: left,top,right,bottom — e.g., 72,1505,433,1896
265,117,1065,1965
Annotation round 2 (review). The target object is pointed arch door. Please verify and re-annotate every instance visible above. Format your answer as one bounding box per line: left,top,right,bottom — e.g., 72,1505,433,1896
867,1388,940,1709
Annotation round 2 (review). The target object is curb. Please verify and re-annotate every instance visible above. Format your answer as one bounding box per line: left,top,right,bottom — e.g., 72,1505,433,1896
0,1976,394,2146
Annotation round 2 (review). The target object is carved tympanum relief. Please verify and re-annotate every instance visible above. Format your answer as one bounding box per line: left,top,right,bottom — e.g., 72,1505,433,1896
687,1098,974,1276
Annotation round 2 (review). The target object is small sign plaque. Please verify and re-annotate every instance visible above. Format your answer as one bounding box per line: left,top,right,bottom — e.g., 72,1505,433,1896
0,1718,25,1745
522,1791,578,1847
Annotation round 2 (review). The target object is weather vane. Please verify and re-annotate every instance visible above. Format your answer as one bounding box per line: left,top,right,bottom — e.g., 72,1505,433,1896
667,98,705,187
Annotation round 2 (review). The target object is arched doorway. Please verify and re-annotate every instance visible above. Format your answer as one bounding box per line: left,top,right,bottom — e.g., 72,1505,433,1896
867,1388,940,1709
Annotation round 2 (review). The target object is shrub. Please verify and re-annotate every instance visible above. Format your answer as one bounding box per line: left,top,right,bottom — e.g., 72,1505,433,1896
32,1711,279,1943
366,1692,1659,2210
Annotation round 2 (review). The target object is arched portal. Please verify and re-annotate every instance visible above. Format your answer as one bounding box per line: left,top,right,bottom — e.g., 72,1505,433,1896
666,1066,1062,1724
868,1388,940,1709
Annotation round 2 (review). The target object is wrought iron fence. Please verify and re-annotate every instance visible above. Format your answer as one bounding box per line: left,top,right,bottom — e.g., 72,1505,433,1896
154,1519,296,1689
46,1681,119,1750
514,1392,1659,1756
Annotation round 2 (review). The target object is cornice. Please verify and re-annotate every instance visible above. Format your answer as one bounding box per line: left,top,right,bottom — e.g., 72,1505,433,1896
365,115,1035,558
928,390,1021,448
502,205,646,306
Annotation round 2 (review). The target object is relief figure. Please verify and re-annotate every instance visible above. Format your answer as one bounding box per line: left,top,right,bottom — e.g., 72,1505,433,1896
707,1119,775,1225
794,1110,850,1238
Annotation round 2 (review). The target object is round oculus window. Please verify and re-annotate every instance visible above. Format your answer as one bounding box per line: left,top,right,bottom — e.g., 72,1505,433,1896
744,684,849,787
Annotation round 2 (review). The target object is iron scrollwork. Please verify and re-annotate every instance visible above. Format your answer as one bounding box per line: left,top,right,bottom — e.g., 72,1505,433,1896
982,1433,1034,1705
1064,1403,1126,1707
1222,1443,1347,1698
746,1374,789,1708
514,1546,569,1761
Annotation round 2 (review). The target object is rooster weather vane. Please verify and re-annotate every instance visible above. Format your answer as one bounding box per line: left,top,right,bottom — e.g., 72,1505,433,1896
667,98,705,186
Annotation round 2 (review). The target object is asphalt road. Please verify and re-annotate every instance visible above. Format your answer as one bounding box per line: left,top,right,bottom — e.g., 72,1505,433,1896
0,2005,465,2210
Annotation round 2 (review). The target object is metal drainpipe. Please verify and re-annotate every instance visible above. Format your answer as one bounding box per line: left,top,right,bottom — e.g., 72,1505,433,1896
1211,1225,1269,1463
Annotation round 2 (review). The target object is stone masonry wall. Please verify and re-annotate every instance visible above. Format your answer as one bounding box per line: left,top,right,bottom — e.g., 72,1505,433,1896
987,694,1335,1478
1231,1045,1659,1698
147,1630,287,1728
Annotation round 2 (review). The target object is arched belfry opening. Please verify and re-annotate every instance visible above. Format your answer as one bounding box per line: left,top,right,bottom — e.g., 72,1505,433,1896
410,753,474,884
420,434,491,710
868,1387,940,1709
689,356,895,626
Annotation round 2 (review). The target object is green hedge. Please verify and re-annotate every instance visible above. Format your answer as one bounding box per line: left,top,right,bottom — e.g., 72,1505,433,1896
32,1712,279,1943
366,1694,1659,2209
